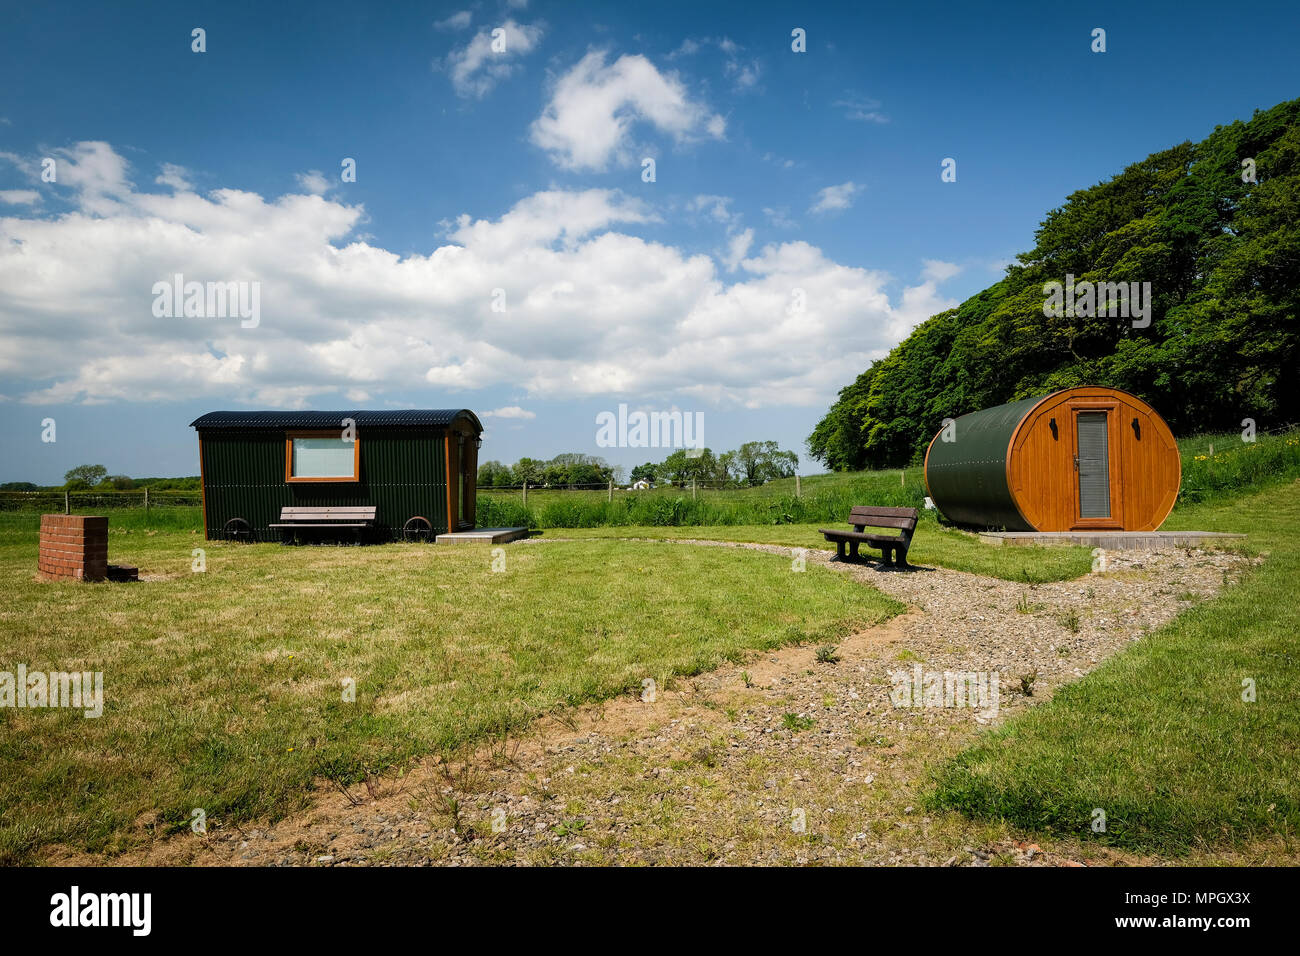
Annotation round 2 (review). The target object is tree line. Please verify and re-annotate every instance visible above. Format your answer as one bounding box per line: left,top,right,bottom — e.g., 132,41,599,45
478,440,798,489
0,464,201,492
809,97,1300,470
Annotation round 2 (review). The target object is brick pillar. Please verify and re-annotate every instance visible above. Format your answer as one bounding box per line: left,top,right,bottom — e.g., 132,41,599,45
38,515,108,581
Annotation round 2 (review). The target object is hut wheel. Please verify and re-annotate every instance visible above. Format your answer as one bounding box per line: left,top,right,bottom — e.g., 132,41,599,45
403,516,433,542
223,517,253,542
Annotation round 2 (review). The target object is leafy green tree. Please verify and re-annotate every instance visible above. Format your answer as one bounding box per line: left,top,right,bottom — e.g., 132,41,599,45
809,97,1300,469
657,447,730,486
629,462,658,484
64,464,107,487
731,441,798,485
477,460,511,487
513,457,542,486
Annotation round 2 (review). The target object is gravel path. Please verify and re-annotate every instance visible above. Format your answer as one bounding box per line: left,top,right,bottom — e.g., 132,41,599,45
79,540,1252,867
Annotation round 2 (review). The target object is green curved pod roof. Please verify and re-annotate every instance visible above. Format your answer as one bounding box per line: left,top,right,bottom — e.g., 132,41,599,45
923,393,1049,532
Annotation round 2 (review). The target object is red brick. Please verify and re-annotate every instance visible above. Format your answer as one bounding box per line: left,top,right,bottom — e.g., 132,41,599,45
38,514,110,583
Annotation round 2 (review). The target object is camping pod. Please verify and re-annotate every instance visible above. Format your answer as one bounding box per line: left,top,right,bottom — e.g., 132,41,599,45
923,387,1180,532
191,409,483,541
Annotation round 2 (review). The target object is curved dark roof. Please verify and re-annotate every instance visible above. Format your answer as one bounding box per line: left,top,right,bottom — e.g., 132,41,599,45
191,409,482,431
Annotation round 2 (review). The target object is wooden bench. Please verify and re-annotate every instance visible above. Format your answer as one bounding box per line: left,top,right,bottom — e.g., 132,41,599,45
269,506,377,544
818,506,919,567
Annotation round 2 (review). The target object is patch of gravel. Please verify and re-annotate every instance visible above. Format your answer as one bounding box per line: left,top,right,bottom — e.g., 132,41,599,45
84,541,1253,868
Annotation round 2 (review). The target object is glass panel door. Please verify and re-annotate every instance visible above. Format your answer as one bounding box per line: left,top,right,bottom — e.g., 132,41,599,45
1076,412,1111,518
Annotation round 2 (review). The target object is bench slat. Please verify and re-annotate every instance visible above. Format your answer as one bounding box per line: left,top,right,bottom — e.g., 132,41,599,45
280,508,376,516
276,515,375,520
849,514,916,531
850,506,919,519
270,522,370,528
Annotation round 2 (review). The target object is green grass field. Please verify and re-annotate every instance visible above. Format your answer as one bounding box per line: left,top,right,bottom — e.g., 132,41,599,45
557,522,1094,583
928,479,1300,852
0,531,899,863
2,426,1296,863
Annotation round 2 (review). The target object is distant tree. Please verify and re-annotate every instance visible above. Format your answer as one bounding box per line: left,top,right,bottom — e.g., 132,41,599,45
717,450,738,486
731,441,798,486
513,457,542,486
477,460,511,487
64,464,107,487
104,475,136,490
0,481,37,491
658,447,730,486
629,462,658,484
138,476,200,490
537,452,615,488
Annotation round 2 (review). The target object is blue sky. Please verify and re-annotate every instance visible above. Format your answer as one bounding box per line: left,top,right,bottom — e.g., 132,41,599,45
1,0,1297,483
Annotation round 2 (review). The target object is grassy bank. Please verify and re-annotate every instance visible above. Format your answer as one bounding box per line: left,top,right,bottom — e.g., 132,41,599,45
928,479,1300,852
557,523,1094,583
0,532,899,863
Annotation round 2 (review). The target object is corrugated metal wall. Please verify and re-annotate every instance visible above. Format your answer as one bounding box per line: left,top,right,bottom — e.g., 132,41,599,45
923,394,1046,531
200,428,447,540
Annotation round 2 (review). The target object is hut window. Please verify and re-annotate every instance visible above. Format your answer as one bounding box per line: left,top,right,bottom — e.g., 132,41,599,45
285,432,361,482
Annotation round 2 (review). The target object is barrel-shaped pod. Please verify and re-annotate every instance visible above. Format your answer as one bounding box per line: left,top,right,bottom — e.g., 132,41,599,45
924,387,1180,532
923,394,1042,531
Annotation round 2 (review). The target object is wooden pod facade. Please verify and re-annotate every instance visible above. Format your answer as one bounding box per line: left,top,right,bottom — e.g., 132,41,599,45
191,409,483,541
923,387,1180,532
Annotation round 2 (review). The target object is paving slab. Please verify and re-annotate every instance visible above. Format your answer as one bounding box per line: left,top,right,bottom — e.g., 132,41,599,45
978,530,1245,550
435,526,530,545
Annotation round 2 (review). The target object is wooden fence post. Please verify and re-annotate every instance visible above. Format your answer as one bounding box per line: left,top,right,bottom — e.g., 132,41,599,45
691,477,697,500
795,474,801,498
608,478,613,502
64,490,70,515
522,481,528,507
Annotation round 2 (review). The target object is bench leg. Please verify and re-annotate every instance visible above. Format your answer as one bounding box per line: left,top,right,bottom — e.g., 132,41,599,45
895,547,909,568
849,540,860,562
835,540,846,561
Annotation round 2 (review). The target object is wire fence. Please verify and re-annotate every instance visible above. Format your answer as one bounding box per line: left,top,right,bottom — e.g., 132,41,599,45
477,474,842,497
0,490,202,513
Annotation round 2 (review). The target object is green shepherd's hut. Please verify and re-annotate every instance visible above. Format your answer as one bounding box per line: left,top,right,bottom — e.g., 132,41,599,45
191,409,483,541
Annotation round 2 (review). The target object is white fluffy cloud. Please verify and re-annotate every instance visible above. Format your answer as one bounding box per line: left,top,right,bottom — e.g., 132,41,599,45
434,10,472,31
0,142,953,410
294,170,331,195
531,51,725,171
0,190,40,205
721,228,754,272
921,259,961,282
483,406,536,420
155,164,193,191
810,181,862,214
443,19,544,98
